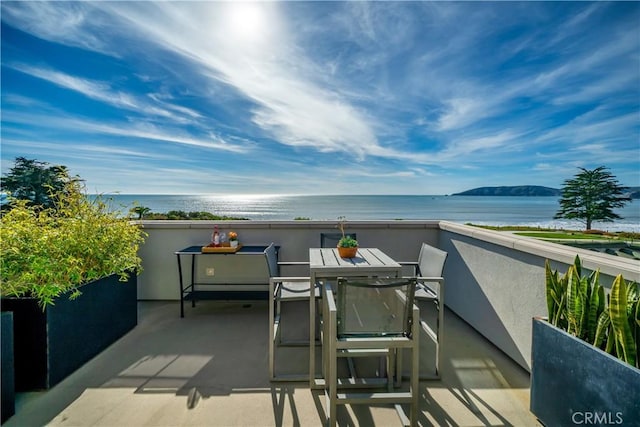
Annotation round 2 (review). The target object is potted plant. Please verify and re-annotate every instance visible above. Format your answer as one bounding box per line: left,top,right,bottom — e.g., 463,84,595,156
530,255,640,426
229,231,239,248
0,181,146,390
337,216,358,258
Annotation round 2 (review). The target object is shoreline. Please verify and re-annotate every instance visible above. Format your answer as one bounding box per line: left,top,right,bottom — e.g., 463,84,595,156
98,194,640,233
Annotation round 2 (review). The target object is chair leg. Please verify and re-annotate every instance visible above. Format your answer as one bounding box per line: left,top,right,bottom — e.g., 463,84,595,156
436,300,443,379
269,280,276,381
395,348,402,388
328,309,337,427
411,306,420,426
275,291,282,346
387,351,394,392
409,299,442,381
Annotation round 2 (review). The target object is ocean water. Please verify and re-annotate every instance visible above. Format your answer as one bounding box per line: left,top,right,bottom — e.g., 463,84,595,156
102,194,640,232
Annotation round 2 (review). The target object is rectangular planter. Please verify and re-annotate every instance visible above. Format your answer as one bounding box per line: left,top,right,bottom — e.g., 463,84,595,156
1,272,137,390
1,312,15,422
530,317,640,427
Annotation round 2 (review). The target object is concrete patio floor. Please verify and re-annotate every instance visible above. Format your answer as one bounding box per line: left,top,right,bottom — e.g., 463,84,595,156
6,300,539,426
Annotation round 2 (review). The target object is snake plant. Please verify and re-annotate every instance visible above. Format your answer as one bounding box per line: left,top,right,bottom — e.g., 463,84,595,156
608,275,638,367
545,255,639,368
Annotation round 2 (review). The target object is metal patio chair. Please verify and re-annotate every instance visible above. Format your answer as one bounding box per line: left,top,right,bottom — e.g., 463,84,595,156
322,277,419,427
400,242,447,379
267,244,317,381
320,232,357,248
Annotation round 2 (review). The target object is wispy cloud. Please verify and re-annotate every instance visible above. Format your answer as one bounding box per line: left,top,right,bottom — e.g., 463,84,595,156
1,1,638,193
1,2,118,56
1,107,247,154
90,2,401,160
9,64,202,124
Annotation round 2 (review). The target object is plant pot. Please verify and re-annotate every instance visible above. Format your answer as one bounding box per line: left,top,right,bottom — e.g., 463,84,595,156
0,272,137,390
530,317,640,426
230,240,239,248
337,246,358,258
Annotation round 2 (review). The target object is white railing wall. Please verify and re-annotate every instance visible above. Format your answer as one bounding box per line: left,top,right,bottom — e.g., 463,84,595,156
137,220,639,372
137,220,441,299
438,221,639,371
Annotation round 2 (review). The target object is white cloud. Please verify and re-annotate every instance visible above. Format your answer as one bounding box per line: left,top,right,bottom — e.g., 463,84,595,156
9,64,201,124
436,98,487,132
2,1,638,194
1,138,169,160
1,2,118,56
1,109,247,154
436,131,522,162
62,2,417,161
538,109,638,146
533,163,553,171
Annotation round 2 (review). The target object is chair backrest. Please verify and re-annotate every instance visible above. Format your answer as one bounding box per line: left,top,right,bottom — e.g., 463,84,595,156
321,233,357,248
264,243,279,277
417,243,448,277
336,277,417,338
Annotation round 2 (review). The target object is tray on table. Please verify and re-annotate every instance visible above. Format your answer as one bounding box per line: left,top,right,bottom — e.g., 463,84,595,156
201,244,243,253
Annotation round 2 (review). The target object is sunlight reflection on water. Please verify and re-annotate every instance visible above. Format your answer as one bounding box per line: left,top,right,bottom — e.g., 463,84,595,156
104,194,640,232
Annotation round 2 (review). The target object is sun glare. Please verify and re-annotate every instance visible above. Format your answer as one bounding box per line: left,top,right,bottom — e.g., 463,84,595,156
216,194,283,201
228,4,266,42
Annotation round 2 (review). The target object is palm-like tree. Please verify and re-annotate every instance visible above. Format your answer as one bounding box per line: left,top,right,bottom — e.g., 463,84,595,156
131,206,151,220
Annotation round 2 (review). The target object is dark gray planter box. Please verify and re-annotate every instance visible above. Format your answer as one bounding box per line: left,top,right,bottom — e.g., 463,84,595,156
1,272,137,390
530,317,640,427
1,311,15,422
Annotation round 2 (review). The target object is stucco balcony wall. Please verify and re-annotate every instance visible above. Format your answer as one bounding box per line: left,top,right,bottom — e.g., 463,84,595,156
438,221,640,371
136,220,441,300
137,220,639,372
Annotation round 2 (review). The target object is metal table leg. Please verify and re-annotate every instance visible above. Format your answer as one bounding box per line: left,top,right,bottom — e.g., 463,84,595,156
176,253,184,318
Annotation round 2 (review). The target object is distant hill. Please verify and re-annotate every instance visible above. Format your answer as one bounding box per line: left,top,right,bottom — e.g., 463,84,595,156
627,187,640,199
453,186,561,196
453,185,640,198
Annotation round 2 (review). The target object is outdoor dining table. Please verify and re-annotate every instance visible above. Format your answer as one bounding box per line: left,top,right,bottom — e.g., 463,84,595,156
308,247,402,387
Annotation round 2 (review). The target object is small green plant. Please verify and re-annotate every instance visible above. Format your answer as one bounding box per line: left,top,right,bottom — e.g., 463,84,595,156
337,216,358,248
143,210,248,220
338,235,358,248
545,255,639,368
1,181,147,308
130,205,151,220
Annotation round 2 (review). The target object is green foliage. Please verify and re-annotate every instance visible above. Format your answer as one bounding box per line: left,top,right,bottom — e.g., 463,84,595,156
554,166,631,230
337,216,358,248
545,255,639,368
143,210,248,220
1,157,83,211
130,205,151,220
0,181,147,308
338,236,358,248
609,275,637,367
471,224,640,241
545,260,567,328
515,232,610,240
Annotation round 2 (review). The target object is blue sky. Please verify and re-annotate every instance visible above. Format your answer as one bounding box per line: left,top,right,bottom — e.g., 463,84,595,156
1,1,639,195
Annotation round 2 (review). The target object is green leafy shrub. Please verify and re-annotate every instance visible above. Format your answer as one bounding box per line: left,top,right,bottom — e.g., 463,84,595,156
546,255,639,368
143,210,248,220
1,182,146,308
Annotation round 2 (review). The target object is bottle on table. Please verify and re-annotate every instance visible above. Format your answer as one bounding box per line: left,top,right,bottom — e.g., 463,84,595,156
212,225,220,247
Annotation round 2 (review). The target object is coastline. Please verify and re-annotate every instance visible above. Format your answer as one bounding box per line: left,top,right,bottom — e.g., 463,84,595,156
101,194,640,233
